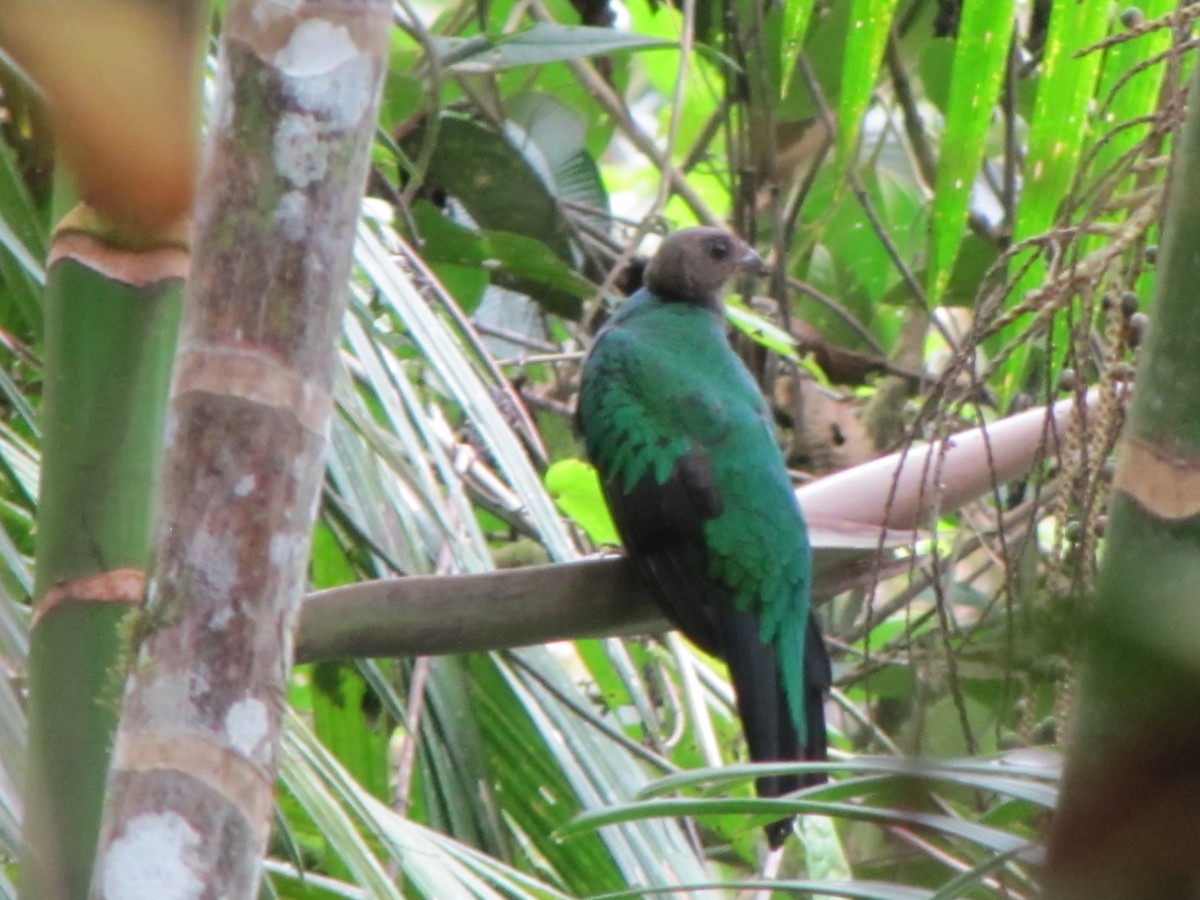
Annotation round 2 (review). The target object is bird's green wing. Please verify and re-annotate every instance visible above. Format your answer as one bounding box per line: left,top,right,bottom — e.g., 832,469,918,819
580,303,819,741
578,320,729,495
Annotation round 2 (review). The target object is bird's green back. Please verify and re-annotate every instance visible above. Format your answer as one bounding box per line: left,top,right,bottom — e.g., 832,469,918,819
579,289,813,740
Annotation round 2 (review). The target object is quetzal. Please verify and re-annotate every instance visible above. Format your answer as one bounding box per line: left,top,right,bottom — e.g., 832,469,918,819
578,227,831,848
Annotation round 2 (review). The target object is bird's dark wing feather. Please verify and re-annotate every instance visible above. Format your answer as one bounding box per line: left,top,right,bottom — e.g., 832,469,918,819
606,447,833,848
600,450,723,655
715,604,831,847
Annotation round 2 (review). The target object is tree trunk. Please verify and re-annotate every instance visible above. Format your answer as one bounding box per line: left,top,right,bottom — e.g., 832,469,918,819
89,2,389,896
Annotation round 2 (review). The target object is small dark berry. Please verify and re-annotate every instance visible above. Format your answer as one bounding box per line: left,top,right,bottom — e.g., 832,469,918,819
1127,311,1148,347
1120,7,1145,29
1120,291,1139,318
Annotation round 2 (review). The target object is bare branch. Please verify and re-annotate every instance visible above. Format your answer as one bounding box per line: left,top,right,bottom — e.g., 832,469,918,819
297,393,1086,662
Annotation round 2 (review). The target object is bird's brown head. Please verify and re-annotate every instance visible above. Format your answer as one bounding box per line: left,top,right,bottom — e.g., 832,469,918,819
643,227,762,310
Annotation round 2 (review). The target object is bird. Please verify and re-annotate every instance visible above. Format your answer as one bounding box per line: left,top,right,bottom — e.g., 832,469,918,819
577,226,831,848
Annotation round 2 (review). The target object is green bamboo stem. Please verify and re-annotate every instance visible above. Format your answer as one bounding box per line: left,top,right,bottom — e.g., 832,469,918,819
9,1,211,893
1044,60,1200,898
22,219,186,899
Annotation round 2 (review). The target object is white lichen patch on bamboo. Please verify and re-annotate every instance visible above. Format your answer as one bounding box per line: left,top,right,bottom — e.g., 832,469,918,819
269,531,306,567
100,811,204,900
233,473,257,497
287,56,375,129
207,604,234,631
276,190,310,242
282,53,375,130
1113,437,1200,520
190,528,238,599
274,112,329,188
224,697,270,760
136,673,196,724
275,18,358,77
250,0,302,27
189,664,211,699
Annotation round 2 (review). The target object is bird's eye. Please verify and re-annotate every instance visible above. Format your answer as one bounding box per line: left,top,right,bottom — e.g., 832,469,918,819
707,239,731,260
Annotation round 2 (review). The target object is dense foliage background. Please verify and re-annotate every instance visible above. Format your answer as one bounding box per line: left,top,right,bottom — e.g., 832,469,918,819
0,0,1194,896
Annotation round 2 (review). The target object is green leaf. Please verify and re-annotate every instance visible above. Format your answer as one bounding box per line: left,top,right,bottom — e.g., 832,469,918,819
483,232,596,314
405,201,490,313
406,202,594,317
565,792,1036,858
378,70,424,135
941,232,999,307
310,523,358,591
356,224,579,564
403,116,570,254
435,24,674,73
0,138,46,336
779,0,817,98
496,647,709,887
778,0,854,120
724,300,799,361
917,37,955,113
1002,0,1110,396
402,117,590,317
836,0,896,174
928,0,1015,303
311,662,392,803
544,458,618,546
506,92,609,222
1091,0,1175,179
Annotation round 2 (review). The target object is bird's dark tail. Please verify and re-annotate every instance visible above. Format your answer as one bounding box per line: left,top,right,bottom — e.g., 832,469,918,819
718,608,831,849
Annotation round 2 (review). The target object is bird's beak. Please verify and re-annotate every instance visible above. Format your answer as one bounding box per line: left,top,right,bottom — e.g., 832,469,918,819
739,245,767,277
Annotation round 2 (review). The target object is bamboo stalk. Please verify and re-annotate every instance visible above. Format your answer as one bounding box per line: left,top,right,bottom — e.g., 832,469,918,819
22,218,187,900
1045,58,1200,899
89,3,389,896
10,1,209,892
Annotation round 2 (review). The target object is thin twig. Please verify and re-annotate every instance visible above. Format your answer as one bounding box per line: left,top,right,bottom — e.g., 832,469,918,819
471,320,559,354
393,0,444,207
653,0,695,215
392,656,432,818
886,31,936,189
787,276,887,356
1002,23,1019,231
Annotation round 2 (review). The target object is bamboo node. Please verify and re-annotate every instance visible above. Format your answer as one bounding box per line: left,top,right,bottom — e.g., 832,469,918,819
34,567,146,627
1113,438,1200,520
172,343,332,435
111,728,275,832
